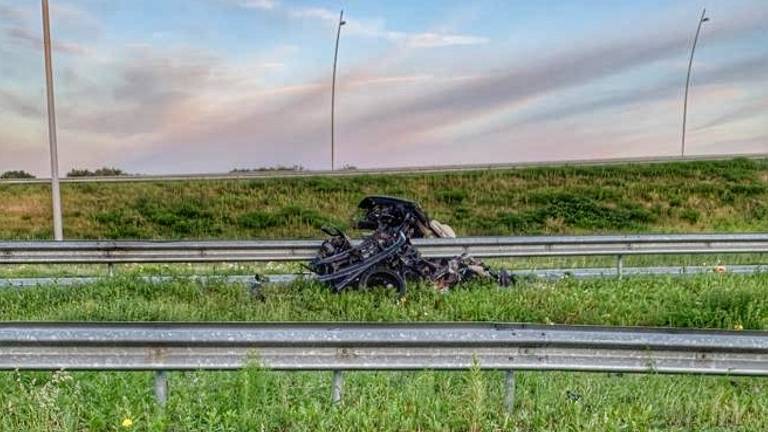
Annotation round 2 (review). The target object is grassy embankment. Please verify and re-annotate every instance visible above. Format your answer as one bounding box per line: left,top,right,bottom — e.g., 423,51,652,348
1,158,767,240
1,274,768,431
1,158,768,430
2,158,766,277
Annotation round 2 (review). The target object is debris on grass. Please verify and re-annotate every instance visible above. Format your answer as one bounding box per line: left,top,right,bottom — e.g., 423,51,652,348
307,196,514,296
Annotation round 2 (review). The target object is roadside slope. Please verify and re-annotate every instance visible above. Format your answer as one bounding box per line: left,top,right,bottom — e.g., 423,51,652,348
1,158,766,239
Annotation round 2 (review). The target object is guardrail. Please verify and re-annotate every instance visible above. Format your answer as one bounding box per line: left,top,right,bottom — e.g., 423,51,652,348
2,264,768,289
2,322,767,408
1,233,767,278
2,153,765,185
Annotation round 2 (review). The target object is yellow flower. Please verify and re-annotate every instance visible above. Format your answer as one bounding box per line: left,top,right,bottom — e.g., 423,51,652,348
121,418,133,428
734,323,744,331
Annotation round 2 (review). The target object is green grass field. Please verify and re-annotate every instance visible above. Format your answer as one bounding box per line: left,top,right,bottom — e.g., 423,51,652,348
2,158,768,430
1,274,768,431
1,158,767,240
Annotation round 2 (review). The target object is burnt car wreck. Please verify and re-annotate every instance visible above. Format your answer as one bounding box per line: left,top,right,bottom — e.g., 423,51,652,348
307,196,513,295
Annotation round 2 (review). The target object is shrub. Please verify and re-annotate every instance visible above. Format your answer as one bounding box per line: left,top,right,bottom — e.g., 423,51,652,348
238,206,344,233
489,193,655,233
436,189,468,205
238,212,279,230
92,210,146,239
1,170,35,179
300,177,352,193
231,165,304,173
679,208,701,224
276,206,340,228
534,193,653,228
133,196,220,237
67,167,127,177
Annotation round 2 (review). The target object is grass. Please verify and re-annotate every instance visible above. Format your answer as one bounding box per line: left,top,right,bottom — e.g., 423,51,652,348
2,157,768,430
1,274,768,430
3,273,766,327
4,369,767,431
1,158,767,240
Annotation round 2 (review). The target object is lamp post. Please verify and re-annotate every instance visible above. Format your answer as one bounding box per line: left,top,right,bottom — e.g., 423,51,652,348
41,0,63,240
330,9,345,171
681,8,709,158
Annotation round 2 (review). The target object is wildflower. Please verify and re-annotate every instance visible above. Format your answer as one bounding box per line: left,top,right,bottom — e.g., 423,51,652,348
714,265,727,273
734,323,744,331
121,418,133,428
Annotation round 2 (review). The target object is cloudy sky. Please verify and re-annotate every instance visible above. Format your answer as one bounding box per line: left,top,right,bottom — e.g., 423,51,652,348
0,0,766,175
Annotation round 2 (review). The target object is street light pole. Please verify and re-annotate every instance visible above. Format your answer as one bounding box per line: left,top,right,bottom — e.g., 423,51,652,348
681,8,709,158
330,9,345,171
41,0,63,240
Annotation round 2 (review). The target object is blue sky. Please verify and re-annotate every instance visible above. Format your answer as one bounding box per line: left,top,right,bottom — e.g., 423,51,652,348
0,0,766,175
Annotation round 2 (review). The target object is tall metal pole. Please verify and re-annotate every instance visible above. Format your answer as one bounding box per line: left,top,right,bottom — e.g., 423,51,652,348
41,0,63,240
681,8,708,158
330,10,345,171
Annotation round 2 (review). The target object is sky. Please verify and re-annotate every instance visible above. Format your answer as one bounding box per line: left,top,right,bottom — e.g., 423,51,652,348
0,0,766,176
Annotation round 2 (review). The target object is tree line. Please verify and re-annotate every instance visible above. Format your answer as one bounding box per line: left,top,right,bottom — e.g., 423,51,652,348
2,165,360,179
1,167,128,179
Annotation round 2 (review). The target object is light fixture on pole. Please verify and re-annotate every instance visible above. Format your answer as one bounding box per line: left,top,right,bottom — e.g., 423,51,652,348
41,0,63,240
681,8,709,158
330,9,345,171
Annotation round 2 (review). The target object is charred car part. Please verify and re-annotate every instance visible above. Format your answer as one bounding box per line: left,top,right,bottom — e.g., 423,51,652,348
307,196,513,295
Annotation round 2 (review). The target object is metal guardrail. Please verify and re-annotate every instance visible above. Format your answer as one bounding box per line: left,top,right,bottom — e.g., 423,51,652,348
4,322,764,372
2,265,767,289
2,322,767,407
2,153,765,185
1,233,766,265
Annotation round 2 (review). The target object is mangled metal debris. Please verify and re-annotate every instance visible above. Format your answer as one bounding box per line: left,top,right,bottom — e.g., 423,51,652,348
307,196,513,295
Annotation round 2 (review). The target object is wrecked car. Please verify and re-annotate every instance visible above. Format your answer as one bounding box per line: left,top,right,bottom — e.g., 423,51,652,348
307,196,513,295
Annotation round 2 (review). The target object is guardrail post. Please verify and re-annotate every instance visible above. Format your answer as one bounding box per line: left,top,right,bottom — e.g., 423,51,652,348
616,255,624,279
107,263,115,277
504,370,515,413
331,370,343,405
154,370,168,406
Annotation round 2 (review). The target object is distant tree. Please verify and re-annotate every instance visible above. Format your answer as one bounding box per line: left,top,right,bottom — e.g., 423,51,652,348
1,170,36,179
93,167,127,176
230,165,305,173
67,169,92,177
67,167,127,177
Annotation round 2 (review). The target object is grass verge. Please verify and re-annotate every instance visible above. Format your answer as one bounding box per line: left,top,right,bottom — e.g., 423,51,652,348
1,158,767,240
1,274,767,431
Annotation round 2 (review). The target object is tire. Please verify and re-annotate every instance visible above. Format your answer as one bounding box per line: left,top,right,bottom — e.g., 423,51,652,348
359,266,406,297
